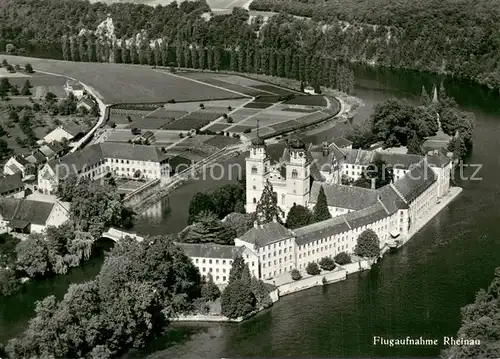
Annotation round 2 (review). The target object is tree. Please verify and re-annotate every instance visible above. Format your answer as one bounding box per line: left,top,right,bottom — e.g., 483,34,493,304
15,235,51,277
354,229,381,258
255,180,284,224
221,279,256,319
319,257,336,271
0,268,19,296
313,186,331,222
250,277,272,308
0,78,11,94
45,91,57,104
441,267,500,359
187,192,216,224
407,132,424,155
286,204,313,229
223,212,254,237
306,262,321,275
421,85,431,105
201,274,221,301
178,211,236,245
228,255,246,284
334,251,352,265
355,158,394,189
241,264,252,286
291,268,302,280
20,80,31,95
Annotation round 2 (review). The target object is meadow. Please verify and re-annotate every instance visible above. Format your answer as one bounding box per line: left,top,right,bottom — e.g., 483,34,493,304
1,55,247,104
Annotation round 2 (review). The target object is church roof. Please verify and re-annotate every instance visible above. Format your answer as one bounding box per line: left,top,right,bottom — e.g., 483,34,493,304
251,136,265,146
309,182,379,210
239,221,294,248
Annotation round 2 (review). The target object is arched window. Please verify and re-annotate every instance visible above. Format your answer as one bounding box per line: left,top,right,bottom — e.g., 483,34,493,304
291,169,298,179
253,198,257,203
251,166,257,174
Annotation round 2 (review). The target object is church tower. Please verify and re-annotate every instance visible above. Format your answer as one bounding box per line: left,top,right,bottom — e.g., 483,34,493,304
285,138,311,213
245,126,270,213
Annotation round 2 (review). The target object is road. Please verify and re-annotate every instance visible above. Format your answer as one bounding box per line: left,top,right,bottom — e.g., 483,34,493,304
35,69,109,153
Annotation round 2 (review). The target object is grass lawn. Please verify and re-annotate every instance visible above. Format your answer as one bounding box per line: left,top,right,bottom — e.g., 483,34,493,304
254,95,282,103
129,117,177,130
203,135,240,147
228,124,254,132
231,108,260,116
251,84,295,96
183,111,223,122
283,95,327,107
295,111,329,125
281,107,317,113
164,118,211,131
1,55,247,104
270,120,299,131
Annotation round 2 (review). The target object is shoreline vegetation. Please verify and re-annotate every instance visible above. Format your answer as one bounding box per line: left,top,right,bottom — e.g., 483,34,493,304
0,0,499,91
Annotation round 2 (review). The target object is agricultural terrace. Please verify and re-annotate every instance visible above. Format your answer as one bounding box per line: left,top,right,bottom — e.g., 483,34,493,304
1,55,248,104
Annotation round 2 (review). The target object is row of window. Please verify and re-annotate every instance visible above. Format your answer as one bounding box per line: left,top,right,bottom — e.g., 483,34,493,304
262,255,293,268
194,258,233,265
108,158,155,165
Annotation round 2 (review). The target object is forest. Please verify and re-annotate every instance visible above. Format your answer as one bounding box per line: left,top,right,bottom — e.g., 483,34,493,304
1,0,499,89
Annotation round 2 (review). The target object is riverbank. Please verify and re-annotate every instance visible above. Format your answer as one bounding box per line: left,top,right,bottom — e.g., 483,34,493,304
173,186,463,324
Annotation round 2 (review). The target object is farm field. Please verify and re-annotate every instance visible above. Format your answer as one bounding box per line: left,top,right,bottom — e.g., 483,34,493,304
243,102,273,109
283,95,327,107
1,72,68,100
205,123,231,132
164,118,211,131
1,55,247,104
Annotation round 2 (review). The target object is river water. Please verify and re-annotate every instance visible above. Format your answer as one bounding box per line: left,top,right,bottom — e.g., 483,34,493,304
2,67,500,358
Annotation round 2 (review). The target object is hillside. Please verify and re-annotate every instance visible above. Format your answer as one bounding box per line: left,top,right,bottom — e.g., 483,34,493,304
0,0,499,89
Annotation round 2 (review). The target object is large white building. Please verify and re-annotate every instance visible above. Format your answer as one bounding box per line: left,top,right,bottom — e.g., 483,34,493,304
37,142,171,194
179,136,454,284
0,198,69,234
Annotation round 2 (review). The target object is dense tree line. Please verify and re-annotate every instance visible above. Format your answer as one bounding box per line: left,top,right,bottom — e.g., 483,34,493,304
249,0,500,89
441,267,500,359
5,235,203,358
0,0,496,89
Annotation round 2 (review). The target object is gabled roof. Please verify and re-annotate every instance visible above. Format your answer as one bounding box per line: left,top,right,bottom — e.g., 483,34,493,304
62,123,88,137
77,97,94,108
426,150,451,167
47,141,64,154
342,149,423,170
239,221,294,248
48,143,169,177
0,198,55,225
309,182,379,210
332,137,352,148
14,155,29,166
294,215,350,246
39,145,55,158
177,243,245,259
394,160,436,203
343,202,388,229
25,151,46,164
377,184,409,213
0,173,23,194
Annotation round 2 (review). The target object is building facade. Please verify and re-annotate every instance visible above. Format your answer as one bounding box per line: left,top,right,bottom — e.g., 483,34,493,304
179,137,453,285
37,142,171,194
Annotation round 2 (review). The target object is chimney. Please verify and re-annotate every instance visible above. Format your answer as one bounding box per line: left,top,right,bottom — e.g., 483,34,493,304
253,220,258,228
371,177,376,190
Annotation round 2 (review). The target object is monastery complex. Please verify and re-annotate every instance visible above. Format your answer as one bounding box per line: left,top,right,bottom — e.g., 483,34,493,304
180,135,456,285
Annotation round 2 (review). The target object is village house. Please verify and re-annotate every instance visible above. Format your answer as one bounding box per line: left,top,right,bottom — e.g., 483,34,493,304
0,173,24,198
64,80,85,99
44,123,89,144
0,198,69,234
76,97,95,112
3,155,30,177
37,142,171,194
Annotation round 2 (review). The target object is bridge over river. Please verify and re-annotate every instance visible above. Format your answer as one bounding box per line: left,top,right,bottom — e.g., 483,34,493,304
101,227,145,243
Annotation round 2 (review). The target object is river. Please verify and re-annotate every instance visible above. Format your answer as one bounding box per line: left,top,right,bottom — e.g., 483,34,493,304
2,66,500,358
